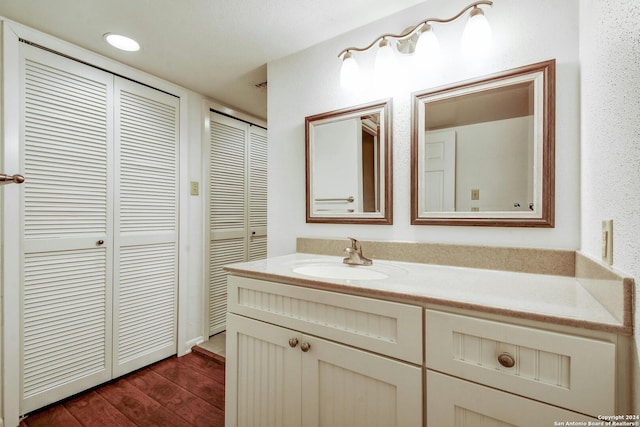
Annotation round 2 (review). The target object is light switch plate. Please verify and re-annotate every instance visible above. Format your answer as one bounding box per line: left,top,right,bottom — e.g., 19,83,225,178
190,181,200,196
471,189,480,200
601,219,613,265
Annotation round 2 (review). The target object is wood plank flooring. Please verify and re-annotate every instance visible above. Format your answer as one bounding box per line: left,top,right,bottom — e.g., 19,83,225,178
19,352,225,427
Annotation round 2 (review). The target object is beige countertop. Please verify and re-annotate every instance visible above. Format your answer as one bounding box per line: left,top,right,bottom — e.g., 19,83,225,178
225,252,630,336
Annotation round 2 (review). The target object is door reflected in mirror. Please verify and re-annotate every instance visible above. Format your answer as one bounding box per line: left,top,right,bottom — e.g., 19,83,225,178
411,60,555,227
306,99,392,224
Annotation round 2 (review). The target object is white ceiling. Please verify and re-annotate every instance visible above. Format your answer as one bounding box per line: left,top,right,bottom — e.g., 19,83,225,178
0,0,426,120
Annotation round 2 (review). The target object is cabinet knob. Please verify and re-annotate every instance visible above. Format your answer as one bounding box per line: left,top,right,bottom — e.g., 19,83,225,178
97,240,104,245
497,352,516,368
288,338,299,348
300,342,311,352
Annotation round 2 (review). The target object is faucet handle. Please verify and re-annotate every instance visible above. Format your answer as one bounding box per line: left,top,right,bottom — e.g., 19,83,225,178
347,237,364,255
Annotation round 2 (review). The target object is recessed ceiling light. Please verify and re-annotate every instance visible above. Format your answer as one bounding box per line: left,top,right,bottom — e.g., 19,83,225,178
104,33,140,52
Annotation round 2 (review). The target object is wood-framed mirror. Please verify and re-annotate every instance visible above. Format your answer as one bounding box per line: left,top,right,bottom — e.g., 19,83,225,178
411,59,555,227
305,99,393,224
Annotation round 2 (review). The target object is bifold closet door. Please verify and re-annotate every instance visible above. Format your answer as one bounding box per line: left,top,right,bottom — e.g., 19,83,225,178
207,113,268,335
208,113,247,335
19,43,114,413
248,126,268,261
18,42,179,413
112,77,179,377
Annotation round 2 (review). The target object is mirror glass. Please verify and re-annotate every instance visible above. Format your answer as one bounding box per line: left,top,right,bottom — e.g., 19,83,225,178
306,99,392,224
411,60,555,227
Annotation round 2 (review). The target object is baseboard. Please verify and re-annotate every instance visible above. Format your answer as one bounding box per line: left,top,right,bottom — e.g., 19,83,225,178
183,336,204,354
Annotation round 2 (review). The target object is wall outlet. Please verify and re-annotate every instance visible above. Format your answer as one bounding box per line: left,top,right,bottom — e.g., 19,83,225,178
471,189,480,200
190,181,200,196
471,207,479,212
601,219,613,265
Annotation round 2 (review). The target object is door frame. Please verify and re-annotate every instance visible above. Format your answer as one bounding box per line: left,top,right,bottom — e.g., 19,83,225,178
1,19,190,426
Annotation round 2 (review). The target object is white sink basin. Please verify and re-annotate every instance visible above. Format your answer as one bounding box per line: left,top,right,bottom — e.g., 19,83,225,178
293,263,388,280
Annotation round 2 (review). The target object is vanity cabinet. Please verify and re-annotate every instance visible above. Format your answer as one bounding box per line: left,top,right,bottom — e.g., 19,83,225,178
225,276,423,427
425,310,617,424
224,261,626,427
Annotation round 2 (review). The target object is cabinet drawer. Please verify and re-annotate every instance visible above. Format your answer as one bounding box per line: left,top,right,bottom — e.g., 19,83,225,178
228,276,422,364
427,371,595,426
425,310,615,416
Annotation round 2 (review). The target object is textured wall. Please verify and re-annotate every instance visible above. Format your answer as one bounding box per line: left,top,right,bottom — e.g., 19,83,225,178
579,0,640,412
267,0,580,256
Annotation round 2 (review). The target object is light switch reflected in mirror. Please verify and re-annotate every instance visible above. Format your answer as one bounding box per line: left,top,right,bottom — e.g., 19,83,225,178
411,60,555,227
306,99,392,224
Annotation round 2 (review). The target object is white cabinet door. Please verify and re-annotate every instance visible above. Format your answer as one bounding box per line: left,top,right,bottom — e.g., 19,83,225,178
225,313,302,427
226,313,422,427
427,371,595,426
19,43,115,413
112,77,179,377
302,334,422,427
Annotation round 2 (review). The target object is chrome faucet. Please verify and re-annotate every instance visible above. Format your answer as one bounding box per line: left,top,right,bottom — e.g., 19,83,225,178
343,237,372,266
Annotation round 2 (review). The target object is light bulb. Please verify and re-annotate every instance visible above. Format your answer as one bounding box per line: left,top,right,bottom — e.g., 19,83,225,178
414,24,441,68
461,7,493,58
340,52,360,89
374,38,397,84
104,33,140,52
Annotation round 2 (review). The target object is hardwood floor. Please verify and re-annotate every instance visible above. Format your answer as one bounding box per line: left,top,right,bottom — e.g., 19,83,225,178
19,352,225,427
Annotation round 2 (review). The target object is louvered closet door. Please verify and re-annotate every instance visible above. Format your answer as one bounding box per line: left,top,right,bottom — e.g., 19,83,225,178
19,44,114,413
208,113,247,335
248,126,268,261
113,78,179,377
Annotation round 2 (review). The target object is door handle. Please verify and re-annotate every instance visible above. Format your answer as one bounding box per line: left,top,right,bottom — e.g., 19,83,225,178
0,174,25,185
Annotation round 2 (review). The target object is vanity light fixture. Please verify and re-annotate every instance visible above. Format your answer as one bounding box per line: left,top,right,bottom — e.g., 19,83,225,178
338,0,493,88
461,6,493,57
374,38,397,84
340,51,360,88
414,23,441,68
104,33,141,52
